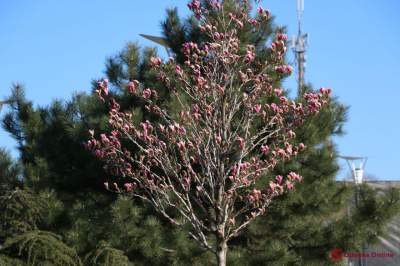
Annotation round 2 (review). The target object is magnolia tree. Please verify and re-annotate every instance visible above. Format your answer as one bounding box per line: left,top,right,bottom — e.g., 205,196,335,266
86,1,330,265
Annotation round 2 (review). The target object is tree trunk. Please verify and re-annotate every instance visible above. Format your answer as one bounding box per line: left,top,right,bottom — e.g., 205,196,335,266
216,240,227,266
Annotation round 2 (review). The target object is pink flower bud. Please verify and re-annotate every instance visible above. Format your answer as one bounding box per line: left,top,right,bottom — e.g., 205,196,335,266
245,49,255,63
274,88,283,96
275,175,283,184
142,88,152,99
176,65,183,76
237,136,245,149
288,172,302,182
319,87,332,95
215,134,222,144
150,57,162,66
253,104,262,113
216,84,225,95
287,130,296,138
213,32,221,40
277,148,286,158
276,33,288,41
286,180,294,190
299,143,306,151
248,19,259,26
124,183,135,192
269,181,276,191
177,141,186,151
127,80,139,94
260,145,269,155
275,65,292,75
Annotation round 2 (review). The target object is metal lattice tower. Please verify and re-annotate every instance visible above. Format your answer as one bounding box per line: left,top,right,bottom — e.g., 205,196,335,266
291,0,308,96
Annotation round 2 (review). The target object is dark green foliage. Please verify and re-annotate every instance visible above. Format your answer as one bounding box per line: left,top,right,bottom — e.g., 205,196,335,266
84,241,131,266
107,196,213,265
1,231,82,266
0,254,25,266
2,85,109,193
58,192,113,255
0,148,21,194
345,185,400,248
0,189,47,241
107,196,164,264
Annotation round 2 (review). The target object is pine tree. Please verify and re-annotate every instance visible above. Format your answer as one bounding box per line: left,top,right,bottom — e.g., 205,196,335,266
1,230,82,266
0,148,21,195
1,84,205,264
83,241,131,266
0,188,47,242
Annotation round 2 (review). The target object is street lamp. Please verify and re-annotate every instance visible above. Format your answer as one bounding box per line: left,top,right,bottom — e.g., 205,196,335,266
139,34,172,57
340,156,367,185
339,155,368,266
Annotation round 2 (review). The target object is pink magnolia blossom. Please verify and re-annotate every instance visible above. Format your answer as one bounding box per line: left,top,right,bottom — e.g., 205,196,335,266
286,180,294,190
276,33,288,41
287,130,296,139
237,137,245,149
299,143,306,151
275,175,283,184
124,183,135,192
277,148,286,158
275,65,293,75
215,134,222,144
248,18,259,26
257,7,270,19
288,172,302,182
274,88,283,96
248,188,262,203
187,0,201,18
142,88,152,99
269,181,276,192
176,65,183,76
177,141,186,151
320,87,332,95
127,80,139,94
150,56,162,66
245,49,255,63
260,145,269,155
253,104,262,113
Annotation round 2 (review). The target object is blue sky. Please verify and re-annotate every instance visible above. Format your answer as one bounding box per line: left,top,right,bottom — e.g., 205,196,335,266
1,0,399,180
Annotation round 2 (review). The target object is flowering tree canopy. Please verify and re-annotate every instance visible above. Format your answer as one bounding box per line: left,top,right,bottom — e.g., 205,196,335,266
86,1,330,265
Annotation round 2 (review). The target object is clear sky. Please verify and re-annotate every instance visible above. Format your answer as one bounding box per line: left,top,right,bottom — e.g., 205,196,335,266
1,0,399,180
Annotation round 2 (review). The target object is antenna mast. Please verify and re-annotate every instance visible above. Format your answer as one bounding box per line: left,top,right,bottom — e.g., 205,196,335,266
292,0,308,96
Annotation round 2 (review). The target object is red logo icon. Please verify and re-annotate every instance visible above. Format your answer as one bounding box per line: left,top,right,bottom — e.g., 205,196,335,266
330,248,344,261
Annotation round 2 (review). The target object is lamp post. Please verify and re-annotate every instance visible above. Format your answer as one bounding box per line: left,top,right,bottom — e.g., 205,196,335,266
340,156,368,266
139,34,172,57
